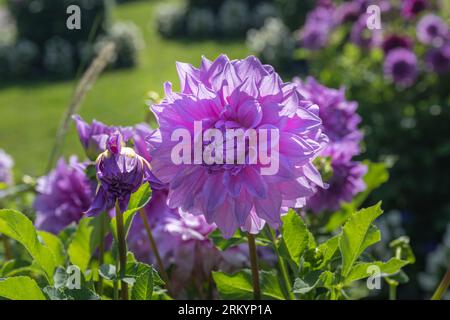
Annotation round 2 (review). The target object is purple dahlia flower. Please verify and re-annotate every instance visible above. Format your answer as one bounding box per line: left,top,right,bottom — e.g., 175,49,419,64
129,204,247,298
294,77,366,213
401,0,427,19
0,149,14,185
416,14,449,46
148,55,328,238
425,44,450,74
350,13,382,48
72,115,134,161
307,158,367,213
295,77,362,161
382,34,413,54
34,156,94,234
300,6,335,50
384,48,418,87
85,132,152,216
334,2,361,24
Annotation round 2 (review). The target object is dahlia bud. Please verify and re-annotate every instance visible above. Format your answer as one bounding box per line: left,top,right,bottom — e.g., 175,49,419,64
85,132,151,216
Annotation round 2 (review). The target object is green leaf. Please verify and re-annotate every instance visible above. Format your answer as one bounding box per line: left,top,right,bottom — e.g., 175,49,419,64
314,235,340,270
131,269,153,300
67,217,102,273
110,183,152,242
43,286,100,300
38,231,65,267
0,276,46,300
324,162,389,232
345,258,409,284
280,210,310,266
125,261,163,287
293,271,334,294
213,270,284,300
339,202,383,277
0,209,56,282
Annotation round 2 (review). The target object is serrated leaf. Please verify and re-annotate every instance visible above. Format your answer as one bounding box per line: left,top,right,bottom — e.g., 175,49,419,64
132,269,153,300
0,276,46,300
280,210,310,266
38,231,65,267
111,183,152,242
345,258,409,284
0,209,56,283
339,202,383,277
213,269,284,300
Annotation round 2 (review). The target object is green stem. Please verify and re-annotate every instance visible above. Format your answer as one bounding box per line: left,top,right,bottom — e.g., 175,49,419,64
431,264,450,300
247,233,261,300
115,201,129,300
267,228,295,300
96,212,107,296
389,283,397,300
139,209,172,295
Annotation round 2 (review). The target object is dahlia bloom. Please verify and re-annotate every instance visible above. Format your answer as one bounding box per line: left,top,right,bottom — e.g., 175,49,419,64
425,44,450,74
300,6,335,50
384,48,418,87
401,0,427,19
72,115,134,161
295,77,362,161
382,34,413,54
148,55,328,238
85,132,151,216
416,14,448,46
129,202,247,298
34,157,94,234
0,149,14,185
294,77,366,213
306,158,367,213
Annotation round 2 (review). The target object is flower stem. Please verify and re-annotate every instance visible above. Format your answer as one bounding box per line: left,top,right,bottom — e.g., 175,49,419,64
267,227,295,300
115,201,129,300
139,209,172,295
431,264,450,300
247,233,261,300
389,283,397,300
96,212,107,296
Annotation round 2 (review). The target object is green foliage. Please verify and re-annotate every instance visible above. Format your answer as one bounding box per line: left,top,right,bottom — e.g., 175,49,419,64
339,203,383,277
0,209,57,283
0,276,46,300
67,217,102,273
213,270,284,300
280,210,310,266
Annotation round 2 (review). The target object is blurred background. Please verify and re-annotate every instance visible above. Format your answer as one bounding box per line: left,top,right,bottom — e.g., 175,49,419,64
0,0,449,299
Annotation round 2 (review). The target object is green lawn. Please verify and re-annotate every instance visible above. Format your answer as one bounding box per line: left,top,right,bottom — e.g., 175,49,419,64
0,1,249,176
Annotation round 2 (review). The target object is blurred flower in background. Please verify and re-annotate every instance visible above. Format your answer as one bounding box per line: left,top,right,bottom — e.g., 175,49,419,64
0,149,14,186
295,77,366,213
34,157,93,234
383,48,418,87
